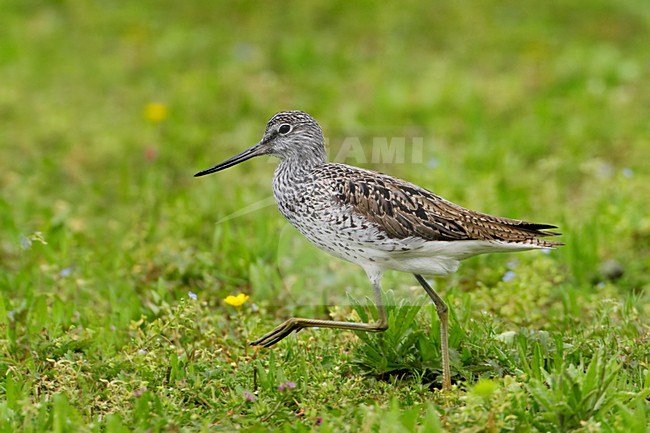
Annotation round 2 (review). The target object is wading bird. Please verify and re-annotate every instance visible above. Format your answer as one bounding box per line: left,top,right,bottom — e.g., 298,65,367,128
195,111,561,389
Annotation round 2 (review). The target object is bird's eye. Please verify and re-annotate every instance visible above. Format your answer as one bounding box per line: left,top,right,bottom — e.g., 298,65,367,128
278,124,292,135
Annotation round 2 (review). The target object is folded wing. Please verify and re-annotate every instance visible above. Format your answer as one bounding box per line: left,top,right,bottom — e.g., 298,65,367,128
322,165,562,248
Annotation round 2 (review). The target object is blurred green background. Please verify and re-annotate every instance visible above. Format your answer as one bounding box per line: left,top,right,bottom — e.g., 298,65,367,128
0,1,648,431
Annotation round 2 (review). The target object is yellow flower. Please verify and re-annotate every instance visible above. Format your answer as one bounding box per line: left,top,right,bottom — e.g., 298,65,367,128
224,293,249,307
144,102,168,123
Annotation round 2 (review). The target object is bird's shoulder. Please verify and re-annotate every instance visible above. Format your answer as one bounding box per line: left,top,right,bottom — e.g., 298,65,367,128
311,163,471,241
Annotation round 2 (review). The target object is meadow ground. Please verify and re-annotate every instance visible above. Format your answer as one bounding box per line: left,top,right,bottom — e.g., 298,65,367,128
1,1,649,432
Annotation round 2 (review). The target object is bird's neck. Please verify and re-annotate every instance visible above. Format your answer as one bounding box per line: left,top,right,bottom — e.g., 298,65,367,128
275,151,326,180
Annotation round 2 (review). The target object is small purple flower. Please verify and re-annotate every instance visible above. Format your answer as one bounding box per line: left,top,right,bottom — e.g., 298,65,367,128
59,266,74,277
622,168,633,178
243,391,255,401
315,416,323,426
278,381,296,391
20,236,32,250
188,291,197,300
502,271,516,282
232,42,255,62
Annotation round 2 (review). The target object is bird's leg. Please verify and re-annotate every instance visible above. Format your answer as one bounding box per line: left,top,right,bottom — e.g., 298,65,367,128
414,274,451,390
250,274,388,348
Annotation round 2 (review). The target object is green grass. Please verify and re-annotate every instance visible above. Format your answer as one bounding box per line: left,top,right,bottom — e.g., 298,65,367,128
1,0,649,431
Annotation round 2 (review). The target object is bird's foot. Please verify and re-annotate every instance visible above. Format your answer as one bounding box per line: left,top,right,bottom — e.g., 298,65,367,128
250,318,303,348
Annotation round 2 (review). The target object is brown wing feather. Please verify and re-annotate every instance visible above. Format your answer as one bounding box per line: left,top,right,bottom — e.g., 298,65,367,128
320,164,561,247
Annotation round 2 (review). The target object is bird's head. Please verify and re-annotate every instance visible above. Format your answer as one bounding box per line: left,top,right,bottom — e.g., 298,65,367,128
194,110,326,177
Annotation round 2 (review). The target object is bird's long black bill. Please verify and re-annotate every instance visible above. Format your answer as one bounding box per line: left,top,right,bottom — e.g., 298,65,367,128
194,143,266,177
